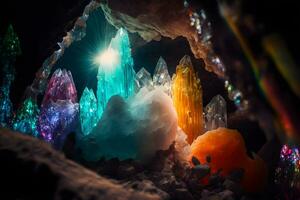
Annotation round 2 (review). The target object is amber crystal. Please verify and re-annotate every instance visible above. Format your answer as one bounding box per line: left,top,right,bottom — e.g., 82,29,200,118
172,55,204,144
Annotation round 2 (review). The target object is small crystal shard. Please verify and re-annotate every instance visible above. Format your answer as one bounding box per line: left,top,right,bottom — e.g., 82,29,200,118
135,67,153,90
80,87,98,135
172,55,204,144
204,95,227,131
153,57,171,95
38,68,79,149
12,98,39,137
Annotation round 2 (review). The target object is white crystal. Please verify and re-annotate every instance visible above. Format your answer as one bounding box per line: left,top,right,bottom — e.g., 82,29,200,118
153,57,171,95
204,95,227,131
135,67,153,90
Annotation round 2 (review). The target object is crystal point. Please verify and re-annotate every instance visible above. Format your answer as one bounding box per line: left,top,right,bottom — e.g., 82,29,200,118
96,28,135,119
38,69,79,148
153,57,171,95
204,95,227,131
179,55,193,68
80,87,98,135
135,67,153,90
172,55,204,144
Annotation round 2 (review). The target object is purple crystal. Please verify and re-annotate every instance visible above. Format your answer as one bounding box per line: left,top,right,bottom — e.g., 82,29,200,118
38,69,79,149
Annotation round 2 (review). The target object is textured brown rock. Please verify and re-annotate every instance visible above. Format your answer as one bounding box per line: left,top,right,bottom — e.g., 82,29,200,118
101,0,222,76
0,128,162,200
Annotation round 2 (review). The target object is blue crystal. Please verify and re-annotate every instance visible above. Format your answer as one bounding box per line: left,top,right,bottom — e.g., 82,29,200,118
11,98,39,137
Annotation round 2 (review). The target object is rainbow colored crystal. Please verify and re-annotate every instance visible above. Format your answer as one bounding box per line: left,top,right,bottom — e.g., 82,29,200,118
0,25,21,127
38,69,79,148
96,28,135,119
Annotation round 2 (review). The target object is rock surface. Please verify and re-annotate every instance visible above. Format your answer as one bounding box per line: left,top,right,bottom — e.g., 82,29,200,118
101,0,221,75
0,128,162,200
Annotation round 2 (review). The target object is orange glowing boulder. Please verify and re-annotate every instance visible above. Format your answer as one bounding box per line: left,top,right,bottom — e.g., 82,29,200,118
190,128,267,192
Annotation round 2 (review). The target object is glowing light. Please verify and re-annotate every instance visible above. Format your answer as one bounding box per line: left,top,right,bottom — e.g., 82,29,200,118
94,48,119,67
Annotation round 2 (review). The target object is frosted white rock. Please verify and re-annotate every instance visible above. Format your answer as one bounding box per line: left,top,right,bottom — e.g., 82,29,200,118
79,87,177,162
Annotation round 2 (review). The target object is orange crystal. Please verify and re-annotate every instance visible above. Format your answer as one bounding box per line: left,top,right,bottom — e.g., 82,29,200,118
172,55,204,144
190,128,267,192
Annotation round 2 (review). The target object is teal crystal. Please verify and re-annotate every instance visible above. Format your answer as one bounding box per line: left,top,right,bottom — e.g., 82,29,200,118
96,28,135,118
80,87,98,135
11,98,39,137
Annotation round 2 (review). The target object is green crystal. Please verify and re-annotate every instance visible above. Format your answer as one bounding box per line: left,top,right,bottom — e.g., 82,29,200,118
0,25,21,127
80,87,98,135
11,98,39,137
1,24,21,57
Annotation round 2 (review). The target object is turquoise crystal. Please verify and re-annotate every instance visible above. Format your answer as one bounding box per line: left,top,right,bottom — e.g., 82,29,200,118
11,98,39,137
80,87,98,135
96,28,135,118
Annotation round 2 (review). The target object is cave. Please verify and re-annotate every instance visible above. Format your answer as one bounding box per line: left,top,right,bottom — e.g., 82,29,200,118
0,0,300,199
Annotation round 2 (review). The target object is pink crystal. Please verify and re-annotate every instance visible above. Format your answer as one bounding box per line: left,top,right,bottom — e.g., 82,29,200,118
42,69,77,106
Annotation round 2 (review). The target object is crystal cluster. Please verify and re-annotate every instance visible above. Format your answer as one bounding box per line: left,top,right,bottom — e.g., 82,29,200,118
11,98,39,137
275,144,300,194
97,28,135,119
80,87,98,135
0,25,21,127
204,95,227,131
38,69,79,149
172,55,204,144
135,57,171,95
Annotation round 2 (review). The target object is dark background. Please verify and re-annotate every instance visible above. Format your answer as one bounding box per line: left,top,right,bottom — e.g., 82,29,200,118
1,0,300,106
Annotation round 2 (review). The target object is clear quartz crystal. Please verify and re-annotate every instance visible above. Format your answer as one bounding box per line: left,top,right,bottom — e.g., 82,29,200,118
153,57,171,95
135,67,153,90
204,95,227,131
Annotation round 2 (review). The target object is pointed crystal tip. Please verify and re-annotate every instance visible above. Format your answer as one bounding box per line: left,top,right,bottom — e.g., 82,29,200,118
179,55,193,67
204,95,227,131
135,67,153,89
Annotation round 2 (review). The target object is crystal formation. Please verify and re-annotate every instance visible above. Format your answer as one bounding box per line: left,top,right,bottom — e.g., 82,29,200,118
38,69,79,149
0,25,21,127
11,98,39,137
204,95,227,131
172,55,204,144
135,57,171,95
97,28,135,119
135,67,153,90
80,87,98,135
153,57,171,95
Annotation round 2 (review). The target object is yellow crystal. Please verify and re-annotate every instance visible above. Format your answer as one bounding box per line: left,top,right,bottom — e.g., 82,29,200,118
172,55,204,144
